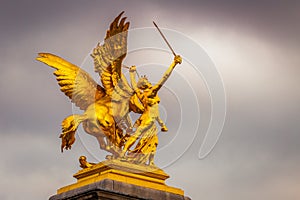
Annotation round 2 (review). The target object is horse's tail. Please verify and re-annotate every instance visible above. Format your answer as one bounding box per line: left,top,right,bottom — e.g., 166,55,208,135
60,114,85,152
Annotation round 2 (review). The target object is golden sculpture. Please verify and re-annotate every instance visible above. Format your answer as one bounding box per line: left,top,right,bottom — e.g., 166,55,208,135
79,156,96,169
36,11,182,166
121,56,181,165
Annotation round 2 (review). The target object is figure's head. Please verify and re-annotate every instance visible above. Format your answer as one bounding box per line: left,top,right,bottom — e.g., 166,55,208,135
79,156,86,162
137,75,151,90
79,156,86,165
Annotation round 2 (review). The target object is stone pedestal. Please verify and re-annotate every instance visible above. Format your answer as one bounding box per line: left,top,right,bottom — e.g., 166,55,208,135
49,179,191,200
49,159,191,200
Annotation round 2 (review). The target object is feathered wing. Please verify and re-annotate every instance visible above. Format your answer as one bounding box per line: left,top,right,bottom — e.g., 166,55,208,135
36,53,105,110
91,11,132,98
91,11,144,113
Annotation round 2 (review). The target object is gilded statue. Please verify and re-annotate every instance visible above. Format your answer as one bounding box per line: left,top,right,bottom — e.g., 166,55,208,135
121,55,181,165
36,12,182,166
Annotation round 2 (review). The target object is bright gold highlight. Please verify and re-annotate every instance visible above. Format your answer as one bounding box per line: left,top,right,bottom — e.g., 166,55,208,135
36,11,181,166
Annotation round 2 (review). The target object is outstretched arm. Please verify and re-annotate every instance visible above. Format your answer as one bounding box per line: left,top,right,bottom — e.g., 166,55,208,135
152,55,182,94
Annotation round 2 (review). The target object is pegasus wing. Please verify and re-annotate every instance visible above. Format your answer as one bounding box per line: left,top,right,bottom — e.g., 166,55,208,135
91,11,132,98
36,53,105,110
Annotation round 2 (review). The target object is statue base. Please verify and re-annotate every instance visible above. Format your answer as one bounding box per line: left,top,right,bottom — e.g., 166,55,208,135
49,159,191,200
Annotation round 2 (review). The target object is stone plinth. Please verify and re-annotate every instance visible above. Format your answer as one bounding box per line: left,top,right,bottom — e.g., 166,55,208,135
49,159,191,200
49,179,191,200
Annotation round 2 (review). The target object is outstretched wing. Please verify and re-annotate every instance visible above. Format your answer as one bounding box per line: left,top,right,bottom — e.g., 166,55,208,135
91,11,132,98
36,53,105,110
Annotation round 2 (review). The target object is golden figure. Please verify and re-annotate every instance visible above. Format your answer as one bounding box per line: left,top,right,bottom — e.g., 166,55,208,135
121,55,182,165
79,156,96,169
36,12,182,166
37,12,143,157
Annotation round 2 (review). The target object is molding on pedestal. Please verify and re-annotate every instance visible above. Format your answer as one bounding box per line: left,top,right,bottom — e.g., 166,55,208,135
50,179,191,200
57,159,184,196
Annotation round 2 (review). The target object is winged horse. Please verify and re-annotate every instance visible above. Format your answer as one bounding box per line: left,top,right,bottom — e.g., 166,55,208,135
36,12,143,157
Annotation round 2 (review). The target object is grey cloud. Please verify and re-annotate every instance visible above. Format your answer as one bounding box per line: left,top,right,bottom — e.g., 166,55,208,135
155,0,300,51
0,0,299,200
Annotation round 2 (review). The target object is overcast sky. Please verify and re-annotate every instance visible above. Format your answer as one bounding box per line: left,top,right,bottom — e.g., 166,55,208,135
0,1,300,200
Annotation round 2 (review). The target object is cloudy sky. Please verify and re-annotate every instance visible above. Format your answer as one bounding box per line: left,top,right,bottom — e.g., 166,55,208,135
1,0,300,199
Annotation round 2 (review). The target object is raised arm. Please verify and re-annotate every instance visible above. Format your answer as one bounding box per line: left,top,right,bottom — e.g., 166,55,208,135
152,55,182,94
129,66,142,98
